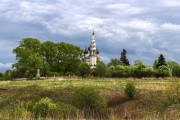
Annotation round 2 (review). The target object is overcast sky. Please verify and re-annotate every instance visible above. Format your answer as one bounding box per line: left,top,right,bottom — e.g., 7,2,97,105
0,0,180,72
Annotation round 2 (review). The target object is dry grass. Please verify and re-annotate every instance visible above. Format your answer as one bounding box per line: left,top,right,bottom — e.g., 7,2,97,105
0,77,179,119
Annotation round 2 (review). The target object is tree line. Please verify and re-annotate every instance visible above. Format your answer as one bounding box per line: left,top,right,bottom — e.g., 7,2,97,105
1,38,180,80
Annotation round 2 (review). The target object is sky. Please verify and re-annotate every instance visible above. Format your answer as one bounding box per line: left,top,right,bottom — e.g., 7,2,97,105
0,0,180,72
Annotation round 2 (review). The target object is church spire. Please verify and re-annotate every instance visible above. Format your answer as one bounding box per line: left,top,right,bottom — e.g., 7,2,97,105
84,30,99,69
92,29,95,35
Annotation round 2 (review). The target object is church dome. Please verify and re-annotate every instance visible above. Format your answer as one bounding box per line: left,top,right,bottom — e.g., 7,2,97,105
88,45,91,51
96,49,99,54
84,48,88,54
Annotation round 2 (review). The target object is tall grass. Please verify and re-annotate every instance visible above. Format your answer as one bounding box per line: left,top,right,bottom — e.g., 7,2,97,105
0,78,179,119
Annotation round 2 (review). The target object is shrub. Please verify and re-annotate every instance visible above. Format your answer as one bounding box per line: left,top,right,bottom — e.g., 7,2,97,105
155,65,171,77
158,82,180,111
32,97,57,118
106,66,116,77
124,82,136,100
25,70,34,80
71,86,106,110
76,62,91,77
93,61,107,77
47,72,60,77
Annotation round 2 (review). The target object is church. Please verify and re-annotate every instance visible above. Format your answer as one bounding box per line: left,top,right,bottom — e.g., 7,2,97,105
84,30,99,69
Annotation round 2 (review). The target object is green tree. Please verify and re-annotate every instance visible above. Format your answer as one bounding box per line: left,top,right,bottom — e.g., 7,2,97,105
94,61,107,77
107,58,122,67
155,65,171,77
13,38,43,78
115,65,126,77
156,54,167,68
106,66,116,77
133,60,146,77
4,70,12,80
153,60,158,69
0,73,3,77
120,49,130,65
40,41,57,73
56,42,82,74
77,62,91,77
167,61,180,77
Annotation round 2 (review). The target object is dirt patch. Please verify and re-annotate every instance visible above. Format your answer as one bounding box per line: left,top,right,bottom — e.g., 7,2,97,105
108,95,128,107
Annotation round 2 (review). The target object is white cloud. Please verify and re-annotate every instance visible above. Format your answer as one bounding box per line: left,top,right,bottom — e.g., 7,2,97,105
0,63,12,72
0,0,180,68
164,0,180,7
161,23,180,31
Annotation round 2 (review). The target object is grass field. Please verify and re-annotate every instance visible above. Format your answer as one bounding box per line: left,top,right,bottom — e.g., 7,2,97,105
0,77,179,119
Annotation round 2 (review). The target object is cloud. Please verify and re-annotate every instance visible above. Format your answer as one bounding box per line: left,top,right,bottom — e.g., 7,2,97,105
0,0,180,69
161,23,180,31
0,63,12,72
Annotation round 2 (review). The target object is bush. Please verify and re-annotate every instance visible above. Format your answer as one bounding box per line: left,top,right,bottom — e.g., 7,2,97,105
32,97,57,118
76,62,91,77
25,70,34,80
71,86,106,110
47,72,60,77
124,82,136,100
155,65,172,77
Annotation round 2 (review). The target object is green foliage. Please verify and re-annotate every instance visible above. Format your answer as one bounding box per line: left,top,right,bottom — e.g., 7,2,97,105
77,62,91,77
55,42,82,74
47,72,60,77
0,73,3,77
172,65,180,77
153,60,158,69
133,61,154,77
32,97,57,118
156,54,167,68
106,66,116,77
107,58,122,67
71,86,107,110
25,69,35,80
155,65,172,77
13,38,82,78
142,66,154,77
115,65,132,77
94,61,107,77
167,61,180,77
124,82,136,100
13,38,42,78
120,49,130,66
4,70,15,80
158,82,180,110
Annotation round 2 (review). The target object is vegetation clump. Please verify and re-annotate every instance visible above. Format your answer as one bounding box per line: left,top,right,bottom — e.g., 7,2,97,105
31,97,57,118
71,86,107,110
124,82,136,100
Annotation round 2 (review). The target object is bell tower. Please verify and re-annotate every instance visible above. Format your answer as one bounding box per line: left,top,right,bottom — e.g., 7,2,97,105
84,30,99,69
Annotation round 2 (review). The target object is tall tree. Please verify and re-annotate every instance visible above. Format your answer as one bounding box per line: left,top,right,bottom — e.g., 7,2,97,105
55,42,83,74
40,41,57,73
156,54,167,68
120,49,130,65
13,38,43,77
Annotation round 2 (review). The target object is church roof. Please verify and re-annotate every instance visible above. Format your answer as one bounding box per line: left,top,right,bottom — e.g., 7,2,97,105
84,48,88,54
96,49,99,54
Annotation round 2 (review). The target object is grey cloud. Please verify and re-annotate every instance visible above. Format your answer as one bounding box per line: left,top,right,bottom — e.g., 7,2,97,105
0,0,180,71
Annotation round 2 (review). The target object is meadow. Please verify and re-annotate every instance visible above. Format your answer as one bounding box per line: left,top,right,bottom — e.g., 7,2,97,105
0,77,179,119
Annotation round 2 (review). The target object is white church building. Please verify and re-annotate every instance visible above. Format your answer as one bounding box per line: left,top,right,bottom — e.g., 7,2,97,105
84,31,99,69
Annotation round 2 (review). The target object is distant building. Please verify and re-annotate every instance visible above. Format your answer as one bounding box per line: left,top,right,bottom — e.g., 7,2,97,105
84,30,99,69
